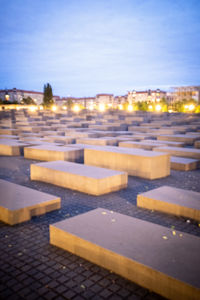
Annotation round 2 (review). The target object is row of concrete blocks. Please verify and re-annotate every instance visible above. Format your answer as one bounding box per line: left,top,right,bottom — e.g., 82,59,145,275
1,134,200,171
1,179,199,300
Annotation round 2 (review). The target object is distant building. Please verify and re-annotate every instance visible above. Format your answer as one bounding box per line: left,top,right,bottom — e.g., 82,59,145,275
55,96,96,109
114,95,127,106
96,94,114,107
0,88,59,105
127,89,166,103
171,86,200,104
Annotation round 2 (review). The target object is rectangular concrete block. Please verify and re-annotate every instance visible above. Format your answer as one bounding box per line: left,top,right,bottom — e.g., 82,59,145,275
24,145,84,162
170,156,199,171
118,141,167,151
76,137,118,146
85,146,170,179
31,161,128,195
137,186,200,221
50,208,200,300
44,136,75,144
195,141,200,149
157,134,199,145
145,139,185,147
0,179,61,225
0,139,30,156
153,146,200,159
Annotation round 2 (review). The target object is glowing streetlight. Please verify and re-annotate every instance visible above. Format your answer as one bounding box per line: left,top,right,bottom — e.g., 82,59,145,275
39,105,43,110
118,104,123,110
155,104,161,112
148,105,153,110
51,105,57,112
189,104,195,111
29,106,37,112
63,106,67,110
98,103,105,112
73,104,80,113
88,104,94,111
127,104,133,112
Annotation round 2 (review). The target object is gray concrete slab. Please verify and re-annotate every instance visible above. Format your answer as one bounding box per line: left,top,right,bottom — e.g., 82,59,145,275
24,145,84,162
76,137,118,146
170,156,199,171
137,186,200,221
153,146,200,159
145,139,185,147
0,179,61,225
0,139,31,155
118,141,167,150
31,161,127,195
84,146,170,179
50,208,200,300
195,141,200,149
157,134,199,145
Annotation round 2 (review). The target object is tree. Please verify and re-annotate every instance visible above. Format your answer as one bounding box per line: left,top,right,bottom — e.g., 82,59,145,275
67,98,73,110
172,98,196,113
160,97,168,112
43,83,54,108
136,101,148,111
21,96,35,105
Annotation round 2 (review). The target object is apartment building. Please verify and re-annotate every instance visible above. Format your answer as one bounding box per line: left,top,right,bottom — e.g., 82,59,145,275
171,86,200,104
0,88,59,105
128,89,166,103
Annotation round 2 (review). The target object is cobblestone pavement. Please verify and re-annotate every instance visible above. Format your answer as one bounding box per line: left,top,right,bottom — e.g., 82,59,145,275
0,156,200,300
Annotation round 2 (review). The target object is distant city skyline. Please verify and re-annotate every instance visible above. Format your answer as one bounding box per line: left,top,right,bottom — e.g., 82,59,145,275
0,0,200,97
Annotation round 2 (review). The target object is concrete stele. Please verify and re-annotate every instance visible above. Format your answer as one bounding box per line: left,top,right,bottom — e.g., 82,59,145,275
157,134,199,145
170,156,199,171
50,208,200,300
153,146,200,159
31,161,128,195
24,145,83,162
118,141,168,151
84,146,170,179
0,179,61,225
137,185,200,221
0,139,30,156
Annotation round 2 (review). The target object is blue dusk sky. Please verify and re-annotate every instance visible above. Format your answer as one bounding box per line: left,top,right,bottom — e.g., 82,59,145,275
0,0,200,97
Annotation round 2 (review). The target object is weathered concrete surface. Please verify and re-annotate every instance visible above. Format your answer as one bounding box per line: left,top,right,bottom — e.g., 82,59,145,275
157,134,199,145
24,145,84,162
118,141,167,151
31,161,128,195
195,141,200,149
153,146,200,159
144,139,185,147
0,179,61,225
50,208,200,300
85,146,170,179
170,156,199,171
0,139,30,156
76,137,118,146
137,186,200,221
